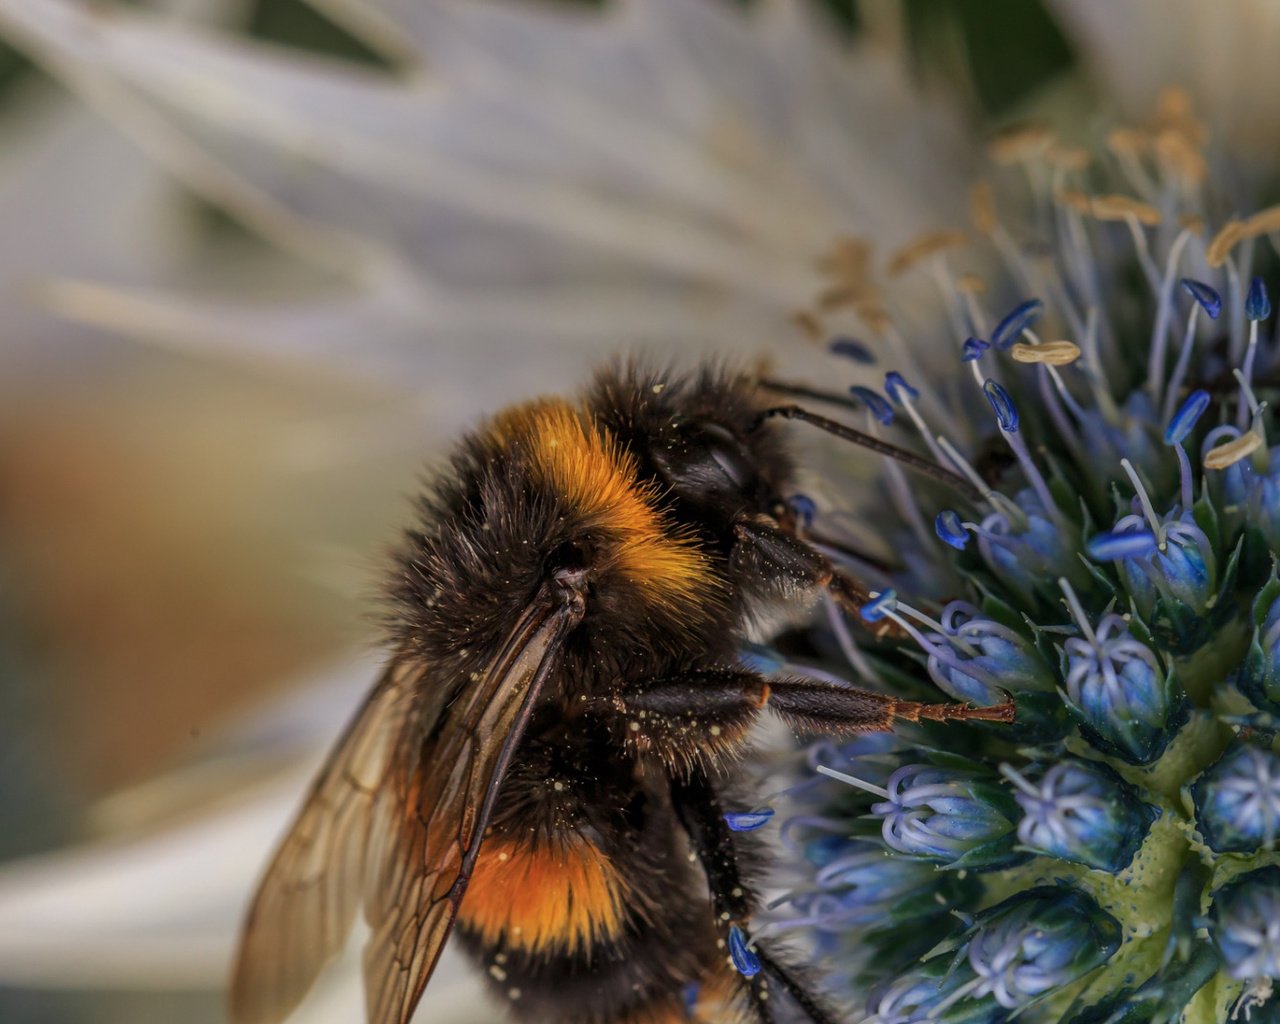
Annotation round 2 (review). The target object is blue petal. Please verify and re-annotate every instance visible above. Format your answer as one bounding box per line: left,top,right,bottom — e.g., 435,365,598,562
1247,277,1271,321
1164,389,1211,445
737,643,784,675
787,492,817,527
935,510,969,550
961,336,990,362
728,925,761,977
828,336,875,363
1087,530,1158,560
1181,278,1222,319
724,808,775,832
681,983,701,1015
861,589,897,622
850,386,894,425
992,298,1045,349
884,371,919,404
983,379,1019,432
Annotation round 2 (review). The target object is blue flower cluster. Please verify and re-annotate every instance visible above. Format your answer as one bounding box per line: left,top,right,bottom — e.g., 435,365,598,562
764,105,1280,1023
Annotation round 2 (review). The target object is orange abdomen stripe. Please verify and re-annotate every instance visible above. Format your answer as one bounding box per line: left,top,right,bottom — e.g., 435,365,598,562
457,837,629,954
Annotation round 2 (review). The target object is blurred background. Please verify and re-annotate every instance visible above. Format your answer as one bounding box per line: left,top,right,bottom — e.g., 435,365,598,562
0,0,1261,1021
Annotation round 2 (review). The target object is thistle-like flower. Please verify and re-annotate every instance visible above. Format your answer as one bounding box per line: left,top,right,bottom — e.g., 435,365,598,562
778,93,1280,1022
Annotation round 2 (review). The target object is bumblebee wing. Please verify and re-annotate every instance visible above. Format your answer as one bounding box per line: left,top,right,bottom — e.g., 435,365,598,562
362,586,584,1024
229,659,420,1024
230,580,584,1024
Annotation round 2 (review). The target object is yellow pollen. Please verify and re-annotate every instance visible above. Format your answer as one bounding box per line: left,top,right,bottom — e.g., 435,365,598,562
886,229,968,278
854,300,892,335
970,181,997,236
1010,341,1082,366
988,123,1054,164
1204,433,1263,471
1207,219,1247,268
791,309,824,342
1045,144,1091,172
1093,194,1162,226
1245,205,1280,239
1178,213,1206,236
1106,127,1147,159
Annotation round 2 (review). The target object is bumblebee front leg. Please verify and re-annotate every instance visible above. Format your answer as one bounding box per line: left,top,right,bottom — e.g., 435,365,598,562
670,769,841,1024
730,515,894,635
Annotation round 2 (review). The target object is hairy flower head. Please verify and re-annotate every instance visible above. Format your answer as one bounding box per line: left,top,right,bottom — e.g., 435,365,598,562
775,92,1280,1024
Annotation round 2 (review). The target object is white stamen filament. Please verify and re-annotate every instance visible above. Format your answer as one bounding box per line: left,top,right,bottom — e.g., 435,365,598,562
1123,211,1161,293
866,416,935,553
1240,320,1262,430
1161,302,1202,427
1121,458,1166,548
1235,367,1261,419
823,596,880,684
930,258,974,344
1147,228,1194,397
934,436,1025,525
892,602,980,657
1058,200,1103,333
1002,428,1060,528
893,389,950,466
1225,257,1246,368
816,764,890,801
1059,577,1099,649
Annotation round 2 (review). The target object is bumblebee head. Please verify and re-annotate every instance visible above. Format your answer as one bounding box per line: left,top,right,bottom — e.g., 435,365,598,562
587,363,795,539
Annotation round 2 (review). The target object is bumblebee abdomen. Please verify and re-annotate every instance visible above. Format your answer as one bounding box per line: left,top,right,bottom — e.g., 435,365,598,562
457,836,629,955
454,738,752,1023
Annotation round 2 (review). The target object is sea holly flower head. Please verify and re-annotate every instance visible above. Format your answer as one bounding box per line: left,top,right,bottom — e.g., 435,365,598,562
1192,740,1280,853
779,93,1280,1023
1210,867,1280,982
870,763,1023,869
963,888,1122,1009
1004,759,1159,872
1058,605,1183,765
1242,580,1280,713
925,601,1056,706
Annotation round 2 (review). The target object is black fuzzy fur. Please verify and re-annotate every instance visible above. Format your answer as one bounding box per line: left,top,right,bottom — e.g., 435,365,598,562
384,363,823,1024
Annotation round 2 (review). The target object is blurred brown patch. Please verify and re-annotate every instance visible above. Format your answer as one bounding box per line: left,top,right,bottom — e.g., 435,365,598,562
0,363,364,794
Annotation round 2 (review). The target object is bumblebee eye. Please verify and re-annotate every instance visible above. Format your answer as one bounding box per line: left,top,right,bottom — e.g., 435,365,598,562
701,422,757,491
652,420,760,503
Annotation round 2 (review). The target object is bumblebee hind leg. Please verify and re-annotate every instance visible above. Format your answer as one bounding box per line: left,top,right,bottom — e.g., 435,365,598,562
669,770,841,1024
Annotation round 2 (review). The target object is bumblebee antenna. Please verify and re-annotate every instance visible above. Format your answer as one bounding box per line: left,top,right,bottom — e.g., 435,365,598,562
757,378,862,413
753,405,983,502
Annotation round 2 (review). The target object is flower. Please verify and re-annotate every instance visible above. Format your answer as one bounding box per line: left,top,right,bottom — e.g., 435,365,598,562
870,762,1023,869
782,90,1280,1023
1210,867,1280,982
1004,759,1159,872
1192,741,1280,853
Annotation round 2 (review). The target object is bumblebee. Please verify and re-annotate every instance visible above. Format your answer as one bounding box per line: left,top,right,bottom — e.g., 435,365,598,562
230,363,1011,1024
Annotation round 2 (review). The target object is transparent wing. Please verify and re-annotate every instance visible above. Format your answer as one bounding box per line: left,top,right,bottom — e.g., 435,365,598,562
361,591,583,1024
229,659,421,1024
230,581,583,1024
